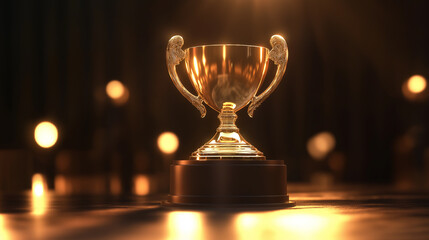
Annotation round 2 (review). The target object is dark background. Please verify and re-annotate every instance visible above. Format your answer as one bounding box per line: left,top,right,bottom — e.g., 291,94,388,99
1,0,429,193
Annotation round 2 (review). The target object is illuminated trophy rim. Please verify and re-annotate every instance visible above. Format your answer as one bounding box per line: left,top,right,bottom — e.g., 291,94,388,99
187,43,269,51
167,35,288,161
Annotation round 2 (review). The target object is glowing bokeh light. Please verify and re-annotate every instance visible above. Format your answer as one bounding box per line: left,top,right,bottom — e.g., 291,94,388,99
32,173,45,197
106,80,125,99
134,174,149,196
32,174,47,215
307,132,336,160
34,121,58,148
0,215,10,240
106,80,129,105
407,75,427,94
157,132,179,154
167,212,203,240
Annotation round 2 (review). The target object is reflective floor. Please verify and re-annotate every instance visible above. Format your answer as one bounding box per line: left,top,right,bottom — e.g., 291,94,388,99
1,185,429,240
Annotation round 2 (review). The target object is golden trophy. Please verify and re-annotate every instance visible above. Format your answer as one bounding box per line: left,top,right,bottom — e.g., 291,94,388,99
165,35,294,207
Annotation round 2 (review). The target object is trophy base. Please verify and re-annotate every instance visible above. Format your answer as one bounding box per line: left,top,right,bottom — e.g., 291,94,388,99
166,160,294,208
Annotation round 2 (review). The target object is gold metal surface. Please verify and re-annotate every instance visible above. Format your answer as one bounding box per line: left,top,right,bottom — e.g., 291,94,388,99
185,44,269,112
166,35,288,160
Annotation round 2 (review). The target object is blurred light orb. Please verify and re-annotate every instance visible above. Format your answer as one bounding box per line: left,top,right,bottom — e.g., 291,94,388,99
34,121,58,148
106,80,125,99
407,75,427,94
134,174,150,196
32,173,47,215
307,132,336,160
32,173,45,197
157,132,179,154
106,80,129,105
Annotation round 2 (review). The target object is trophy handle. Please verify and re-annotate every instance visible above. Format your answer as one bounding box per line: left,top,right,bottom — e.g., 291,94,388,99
248,35,288,117
167,35,207,118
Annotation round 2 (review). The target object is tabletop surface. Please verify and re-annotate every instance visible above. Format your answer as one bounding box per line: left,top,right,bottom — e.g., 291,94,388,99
1,185,429,240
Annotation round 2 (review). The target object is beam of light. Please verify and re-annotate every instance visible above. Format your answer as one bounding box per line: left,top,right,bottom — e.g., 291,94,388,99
157,132,179,155
407,75,427,94
202,46,206,66
193,56,199,76
223,45,226,61
235,208,349,240
32,174,48,216
34,121,58,148
167,212,203,240
106,80,129,105
133,174,149,196
0,215,10,240
307,132,336,160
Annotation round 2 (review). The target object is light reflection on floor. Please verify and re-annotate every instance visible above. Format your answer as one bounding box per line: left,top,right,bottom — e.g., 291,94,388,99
0,215,11,240
163,206,351,240
167,211,203,240
235,207,349,240
32,174,48,216
1,186,429,239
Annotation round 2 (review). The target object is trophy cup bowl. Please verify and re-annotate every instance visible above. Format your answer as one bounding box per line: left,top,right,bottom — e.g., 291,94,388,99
185,44,269,112
165,35,294,207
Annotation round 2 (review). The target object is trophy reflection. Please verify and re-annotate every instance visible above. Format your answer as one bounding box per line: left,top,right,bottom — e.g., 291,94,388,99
166,35,292,207
167,35,288,160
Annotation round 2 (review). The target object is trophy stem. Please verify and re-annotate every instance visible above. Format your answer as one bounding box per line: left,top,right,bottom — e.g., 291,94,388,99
190,102,265,160
217,102,239,137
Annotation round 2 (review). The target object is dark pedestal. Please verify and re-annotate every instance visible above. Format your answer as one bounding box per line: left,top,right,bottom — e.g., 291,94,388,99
166,160,294,208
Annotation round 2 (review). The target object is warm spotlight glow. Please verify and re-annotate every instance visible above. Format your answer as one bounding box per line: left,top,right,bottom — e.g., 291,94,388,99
167,212,203,240
34,121,58,148
157,132,179,154
106,80,129,105
134,174,149,196
106,80,125,99
223,45,226,61
235,208,349,240
32,173,45,197
307,132,336,160
407,75,427,94
0,215,10,240
32,174,48,215
237,214,259,228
